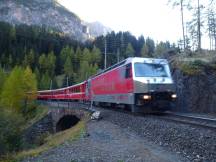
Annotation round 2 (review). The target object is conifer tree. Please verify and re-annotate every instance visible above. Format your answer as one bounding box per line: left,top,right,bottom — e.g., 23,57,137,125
64,56,74,78
77,61,89,82
0,66,37,114
0,67,6,93
23,66,37,102
47,51,56,76
38,53,47,73
1,67,24,112
141,44,150,58
91,46,101,64
125,43,135,58
23,49,35,68
82,48,91,62
22,66,37,115
74,46,82,72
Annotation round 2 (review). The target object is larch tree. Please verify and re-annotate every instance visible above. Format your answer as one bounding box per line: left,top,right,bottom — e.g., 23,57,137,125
22,66,37,115
34,67,40,84
60,46,74,65
0,67,24,113
38,53,47,73
125,43,135,58
74,46,83,73
23,49,35,69
0,67,7,93
91,46,102,65
39,71,51,90
64,55,74,79
141,44,150,58
47,51,56,77
60,46,69,63
82,48,91,63
0,66,37,115
145,38,155,56
23,66,37,101
77,61,90,82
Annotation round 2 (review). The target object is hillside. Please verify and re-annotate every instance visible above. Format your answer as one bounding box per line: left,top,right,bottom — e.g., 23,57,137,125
0,0,110,41
86,21,112,37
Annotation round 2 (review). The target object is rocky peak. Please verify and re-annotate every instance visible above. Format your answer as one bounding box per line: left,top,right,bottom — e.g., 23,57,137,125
0,0,111,41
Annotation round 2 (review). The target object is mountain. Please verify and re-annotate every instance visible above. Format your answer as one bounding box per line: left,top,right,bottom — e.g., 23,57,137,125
0,0,111,41
87,21,112,37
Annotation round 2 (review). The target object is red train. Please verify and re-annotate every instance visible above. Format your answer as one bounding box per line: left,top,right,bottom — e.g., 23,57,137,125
38,57,177,113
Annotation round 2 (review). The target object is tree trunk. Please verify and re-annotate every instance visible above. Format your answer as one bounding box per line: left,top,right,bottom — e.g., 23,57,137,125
181,0,186,50
197,0,201,51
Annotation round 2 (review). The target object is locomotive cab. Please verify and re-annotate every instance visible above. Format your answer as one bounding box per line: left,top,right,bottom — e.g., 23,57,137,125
131,58,177,112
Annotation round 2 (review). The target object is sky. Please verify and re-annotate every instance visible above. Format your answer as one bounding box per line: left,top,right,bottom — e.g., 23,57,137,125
57,0,208,47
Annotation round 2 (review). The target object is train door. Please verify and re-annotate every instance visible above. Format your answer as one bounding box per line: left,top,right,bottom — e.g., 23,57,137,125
86,79,91,100
125,63,133,92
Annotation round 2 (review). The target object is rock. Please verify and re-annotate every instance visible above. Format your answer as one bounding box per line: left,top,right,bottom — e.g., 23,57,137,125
172,68,216,113
0,0,111,42
91,111,101,120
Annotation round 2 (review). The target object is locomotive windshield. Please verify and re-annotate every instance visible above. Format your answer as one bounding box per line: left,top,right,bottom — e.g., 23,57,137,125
134,63,168,77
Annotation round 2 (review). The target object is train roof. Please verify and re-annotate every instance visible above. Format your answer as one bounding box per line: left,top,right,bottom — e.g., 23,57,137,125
38,80,86,93
90,57,168,79
130,57,168,64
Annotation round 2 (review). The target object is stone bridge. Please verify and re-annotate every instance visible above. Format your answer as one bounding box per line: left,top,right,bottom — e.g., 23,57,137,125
50,106,87,132
23,102,93,144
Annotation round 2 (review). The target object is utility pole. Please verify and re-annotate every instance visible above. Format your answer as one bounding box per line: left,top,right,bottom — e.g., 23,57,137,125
120,32,124,60
50,79,53,104
180,0,186,51
104,36,107,69
66,76,69,87
50,79,53,90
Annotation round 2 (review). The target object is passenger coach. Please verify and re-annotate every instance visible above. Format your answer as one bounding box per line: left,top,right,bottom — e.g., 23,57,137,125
38,81,87,101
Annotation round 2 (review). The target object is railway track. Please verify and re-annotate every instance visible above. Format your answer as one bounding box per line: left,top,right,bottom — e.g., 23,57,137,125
157,112,216,130
41,100,216,130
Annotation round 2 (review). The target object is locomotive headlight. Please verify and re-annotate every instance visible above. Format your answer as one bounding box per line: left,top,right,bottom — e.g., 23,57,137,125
171,94,177,99
143,95,151,100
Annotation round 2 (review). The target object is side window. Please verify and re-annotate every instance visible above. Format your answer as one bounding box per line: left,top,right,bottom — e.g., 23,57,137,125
125,63,132,78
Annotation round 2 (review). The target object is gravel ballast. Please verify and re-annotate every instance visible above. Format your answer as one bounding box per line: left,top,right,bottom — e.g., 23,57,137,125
96,107,216,162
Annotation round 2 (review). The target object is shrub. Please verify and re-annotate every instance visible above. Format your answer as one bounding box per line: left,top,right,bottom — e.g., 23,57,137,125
180,60,205,75
0,108,24,156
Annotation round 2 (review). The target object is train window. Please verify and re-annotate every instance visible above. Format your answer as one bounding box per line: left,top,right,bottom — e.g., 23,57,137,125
134,63,168,77
125,63,132,78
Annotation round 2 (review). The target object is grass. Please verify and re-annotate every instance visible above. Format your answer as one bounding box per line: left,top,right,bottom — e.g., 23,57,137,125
22,105,49,130
15,118,88,161
179,62,203,75
171,53,215,75
174,50,216,64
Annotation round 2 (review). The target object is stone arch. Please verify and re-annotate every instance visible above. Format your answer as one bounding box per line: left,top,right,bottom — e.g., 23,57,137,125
56,115,80,132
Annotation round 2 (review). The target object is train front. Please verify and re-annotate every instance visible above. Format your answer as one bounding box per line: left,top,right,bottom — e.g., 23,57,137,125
132,58,177,112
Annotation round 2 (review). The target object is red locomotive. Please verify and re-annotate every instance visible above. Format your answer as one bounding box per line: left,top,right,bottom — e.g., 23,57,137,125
38,57,177,113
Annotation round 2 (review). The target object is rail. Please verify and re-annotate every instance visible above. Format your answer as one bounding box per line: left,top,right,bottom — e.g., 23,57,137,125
158,112,216,130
